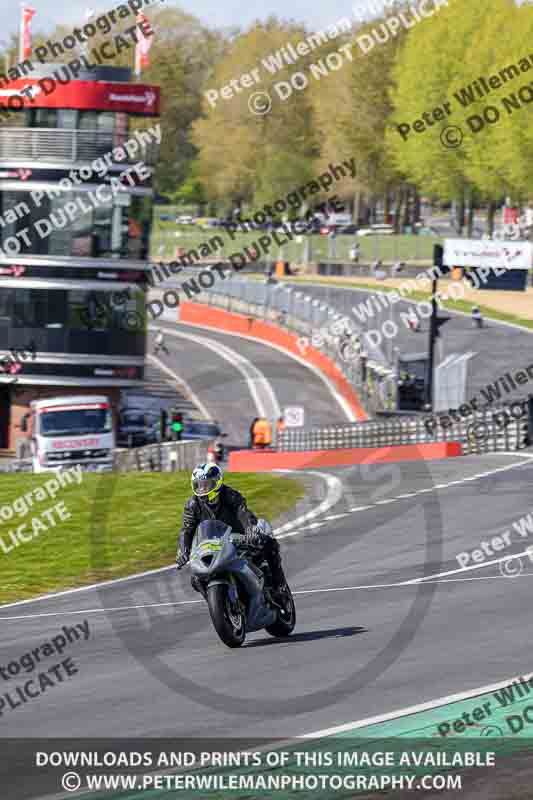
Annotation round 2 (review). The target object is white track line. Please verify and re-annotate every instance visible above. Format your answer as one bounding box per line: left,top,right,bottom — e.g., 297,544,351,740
171,319,360,423
273,471,343,534
147,353,211,420
303,671,533,738
152,326,280,419
0,457,529,614
3,572,533,622
0,472,340,612
340,456,533,515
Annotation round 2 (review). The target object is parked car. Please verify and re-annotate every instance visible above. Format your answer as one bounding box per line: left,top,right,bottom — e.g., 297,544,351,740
335,223,359,235
117,409,158,448
182,420,224,440
195,217,222,228
158,213,174,222
416,226,440,236
176,215,194,225
357,224,395,236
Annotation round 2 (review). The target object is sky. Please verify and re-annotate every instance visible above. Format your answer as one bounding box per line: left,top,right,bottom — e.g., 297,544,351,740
3,0,389,42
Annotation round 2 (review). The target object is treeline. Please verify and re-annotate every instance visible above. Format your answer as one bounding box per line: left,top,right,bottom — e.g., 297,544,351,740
2,0,532,231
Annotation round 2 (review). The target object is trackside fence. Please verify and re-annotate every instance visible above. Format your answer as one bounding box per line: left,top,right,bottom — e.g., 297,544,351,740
195,277,397,417
2,440,211,473
278,406,530,455
114,439,211,472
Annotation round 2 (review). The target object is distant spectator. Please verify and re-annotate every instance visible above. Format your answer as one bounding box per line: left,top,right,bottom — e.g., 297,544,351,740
392,261,406,276
154,329,169,356
249,417,259,449
349,242,360,263
471,306,483,329
251,417,273,449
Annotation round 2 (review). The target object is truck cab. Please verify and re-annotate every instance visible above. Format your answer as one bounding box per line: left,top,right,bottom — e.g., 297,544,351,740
22,395,115,473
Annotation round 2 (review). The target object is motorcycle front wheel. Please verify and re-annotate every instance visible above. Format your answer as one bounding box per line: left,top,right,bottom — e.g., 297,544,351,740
207,584,246,648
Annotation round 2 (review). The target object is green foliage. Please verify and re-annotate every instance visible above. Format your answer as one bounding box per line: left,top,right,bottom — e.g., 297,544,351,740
192,18,318,207
4,1,533,210
0,471,304,603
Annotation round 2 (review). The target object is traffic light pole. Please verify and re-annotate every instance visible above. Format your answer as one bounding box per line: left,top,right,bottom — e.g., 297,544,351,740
425,244,448,411
425,274,439,411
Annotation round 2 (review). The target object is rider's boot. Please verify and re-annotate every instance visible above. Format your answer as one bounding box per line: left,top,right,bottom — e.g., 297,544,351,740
269,552,289,603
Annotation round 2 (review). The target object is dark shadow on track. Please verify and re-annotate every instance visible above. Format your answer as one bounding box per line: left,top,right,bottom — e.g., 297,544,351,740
243,625,367,648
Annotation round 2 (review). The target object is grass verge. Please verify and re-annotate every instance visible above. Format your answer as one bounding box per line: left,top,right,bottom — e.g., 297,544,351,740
0,471,305,604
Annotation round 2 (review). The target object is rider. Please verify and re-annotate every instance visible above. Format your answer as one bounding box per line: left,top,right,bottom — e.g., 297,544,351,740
175,463,288,599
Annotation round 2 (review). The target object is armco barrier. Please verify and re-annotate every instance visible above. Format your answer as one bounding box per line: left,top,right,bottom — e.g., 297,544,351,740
114,439,211,472
179,302,368,422
278,408,529,455
228,442,463,471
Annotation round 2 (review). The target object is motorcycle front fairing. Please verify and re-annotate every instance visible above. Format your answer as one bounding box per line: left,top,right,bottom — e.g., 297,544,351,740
189,520,276,631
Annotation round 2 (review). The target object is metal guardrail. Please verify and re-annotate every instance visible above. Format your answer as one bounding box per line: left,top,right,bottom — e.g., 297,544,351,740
114,439,211,472
2,440,210,473
0,128,159,166
277,406,530,454
196,277,396,417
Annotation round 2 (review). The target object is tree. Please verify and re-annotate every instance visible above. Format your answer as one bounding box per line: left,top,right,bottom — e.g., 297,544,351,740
192,17,318,210
387,0,518,232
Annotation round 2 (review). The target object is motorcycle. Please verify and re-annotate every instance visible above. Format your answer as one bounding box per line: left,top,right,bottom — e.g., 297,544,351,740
206,439,225,464
188,519,296,648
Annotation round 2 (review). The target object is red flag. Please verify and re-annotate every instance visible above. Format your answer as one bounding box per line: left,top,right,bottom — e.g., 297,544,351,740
135,12,153,75
20,6,36,60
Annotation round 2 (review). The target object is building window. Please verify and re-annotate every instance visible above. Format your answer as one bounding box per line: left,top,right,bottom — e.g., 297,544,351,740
0,190,152,259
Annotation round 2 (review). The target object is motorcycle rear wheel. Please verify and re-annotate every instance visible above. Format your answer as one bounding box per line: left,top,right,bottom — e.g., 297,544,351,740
266,585,296,637
207,584,246,648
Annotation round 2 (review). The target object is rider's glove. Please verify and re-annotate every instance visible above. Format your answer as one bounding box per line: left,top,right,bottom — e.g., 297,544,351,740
245,525,262,545
176,552,190,570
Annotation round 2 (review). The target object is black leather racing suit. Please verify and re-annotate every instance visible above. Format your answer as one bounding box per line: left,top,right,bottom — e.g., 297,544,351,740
177,484,286,589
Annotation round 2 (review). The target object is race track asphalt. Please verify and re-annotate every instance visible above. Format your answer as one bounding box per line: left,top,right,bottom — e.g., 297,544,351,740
288,282,533,400
1,453,532,746
148,321,354,443
3,297,533,799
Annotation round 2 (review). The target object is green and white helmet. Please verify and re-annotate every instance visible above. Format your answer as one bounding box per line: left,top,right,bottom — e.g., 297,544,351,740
191,463,224,503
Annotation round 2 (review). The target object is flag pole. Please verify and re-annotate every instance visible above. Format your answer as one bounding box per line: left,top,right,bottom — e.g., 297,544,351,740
19,5,24,62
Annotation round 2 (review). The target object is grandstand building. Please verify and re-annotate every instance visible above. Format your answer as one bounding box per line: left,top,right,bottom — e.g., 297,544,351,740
0,64,160,450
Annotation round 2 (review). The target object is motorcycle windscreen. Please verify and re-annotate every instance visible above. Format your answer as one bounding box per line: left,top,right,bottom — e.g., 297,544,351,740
192,520,232,549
